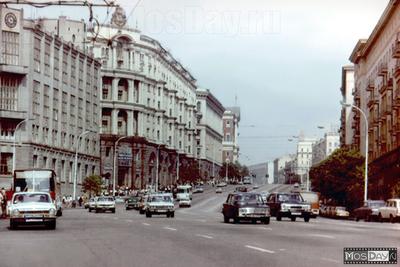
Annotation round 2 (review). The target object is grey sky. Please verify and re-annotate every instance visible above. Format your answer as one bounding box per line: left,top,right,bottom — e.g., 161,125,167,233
20,0,389,165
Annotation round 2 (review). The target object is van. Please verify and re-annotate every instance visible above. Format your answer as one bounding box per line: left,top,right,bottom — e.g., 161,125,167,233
300,191,320,218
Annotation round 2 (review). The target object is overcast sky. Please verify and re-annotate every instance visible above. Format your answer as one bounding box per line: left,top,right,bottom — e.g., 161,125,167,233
21,0,389,165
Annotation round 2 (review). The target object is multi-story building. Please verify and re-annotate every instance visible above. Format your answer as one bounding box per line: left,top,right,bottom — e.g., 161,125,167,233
273,154,295,184
312,132,340,166
349,0,400,198
222,107,240,163
248,162,270,184
86,7,198,189
0,7,100,194
295,137,316,185
340,65,355,147
195,88,224,179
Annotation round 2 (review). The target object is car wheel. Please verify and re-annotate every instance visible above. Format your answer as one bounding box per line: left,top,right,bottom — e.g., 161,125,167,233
9,220,17,230
378,213,383,223
145,211,152,218
170,212,175,218
276,214,282,221
264,217,270,224
252,219,257,224
355,216,359,222
139,209,144,215
223,214,229,223
390,214,394,224
304,216,310,222
48,221,56,230
112,209,116,214
233,217,239,224
291,216,296,222
95,209,99,213
57,210,62,217
88,208,92,212
126,207,129,211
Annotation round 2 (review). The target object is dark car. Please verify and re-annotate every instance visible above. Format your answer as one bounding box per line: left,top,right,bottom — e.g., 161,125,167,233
125,196,140,210
353,200,385,222
234,186,248,193
222,192,270,224
267,192,312,222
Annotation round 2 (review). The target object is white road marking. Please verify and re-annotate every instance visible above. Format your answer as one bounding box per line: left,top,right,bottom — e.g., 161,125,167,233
164,227,177,231
142,222,150,226
245,245,275,254
259,227,273,231
195,234,213,239
308,234,335,239
321,257,340,263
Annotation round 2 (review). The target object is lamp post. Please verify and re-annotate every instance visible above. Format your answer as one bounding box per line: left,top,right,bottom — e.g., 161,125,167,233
13,118,34,174
341,101,368,202
73,130,93,200
225,158,230,182
155,144,162,192
113,136,131,197
176,151,180,182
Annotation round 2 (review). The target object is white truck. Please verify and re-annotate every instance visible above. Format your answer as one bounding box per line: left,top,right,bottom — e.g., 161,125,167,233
176,185,192,201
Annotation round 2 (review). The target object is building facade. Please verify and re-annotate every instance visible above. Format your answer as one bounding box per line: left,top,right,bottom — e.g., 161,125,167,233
222,107,240,163
273,154,295,184
340,65,355,147
87,8,198,189
294,137,316,185
195,88,224,179
312,132,340,166
349,0,400,199
0,7,100,194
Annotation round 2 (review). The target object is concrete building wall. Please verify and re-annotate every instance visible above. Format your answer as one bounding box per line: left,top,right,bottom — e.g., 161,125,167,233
340,65,355,147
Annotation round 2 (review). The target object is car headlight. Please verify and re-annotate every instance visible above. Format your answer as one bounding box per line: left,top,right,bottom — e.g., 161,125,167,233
265,206,270,216
49,208,56,216
281,204,289,211
304,204,311,211
12,209,20,216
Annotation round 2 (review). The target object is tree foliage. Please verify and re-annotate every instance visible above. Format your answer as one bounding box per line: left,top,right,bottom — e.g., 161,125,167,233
219,161,249,179
82,175,102,196
309,147,364,211
179,162,200,183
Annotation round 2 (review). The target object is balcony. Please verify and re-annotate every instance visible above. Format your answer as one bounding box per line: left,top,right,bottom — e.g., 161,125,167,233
366,78,374,91
394,59,400,78
367,93,379,107
392,34,400,58
378,62,388,76
378,80,388,94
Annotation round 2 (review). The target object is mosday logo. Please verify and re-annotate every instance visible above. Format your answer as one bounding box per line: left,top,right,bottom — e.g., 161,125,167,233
344,248,397,264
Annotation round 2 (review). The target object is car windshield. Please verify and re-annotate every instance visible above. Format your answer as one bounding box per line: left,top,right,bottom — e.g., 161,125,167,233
13,193,50,204
149,195,172,203
236,194,263,204
278,194,303,203
369,201,385,208
98,197,114,202
300,192,319,202
336,207,346,211
128,197,139,202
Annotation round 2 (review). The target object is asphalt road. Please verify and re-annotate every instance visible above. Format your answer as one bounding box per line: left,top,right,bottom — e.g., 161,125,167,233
0,184,399,267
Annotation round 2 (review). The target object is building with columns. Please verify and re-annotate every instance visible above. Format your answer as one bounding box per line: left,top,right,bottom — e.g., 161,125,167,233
349,0,400,199
195,88,224,179
222,107,240,163
340,65,355,147
86,8,198,189
0,7,100,194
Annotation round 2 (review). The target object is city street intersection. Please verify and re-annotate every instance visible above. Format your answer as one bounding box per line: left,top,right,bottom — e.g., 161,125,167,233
0,184,398,267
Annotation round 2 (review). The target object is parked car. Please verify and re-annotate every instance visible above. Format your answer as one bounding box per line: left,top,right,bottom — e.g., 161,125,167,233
88,197,97,212
193,186,204,193
252,185,259,189
378,199,400,223
217,182,227,187
332,206,350,219
9,192,57,230
145,193,175,218
125,196,140,210
222,192,270,224
216,188,222,194
139,195,149,214
353,200,385,222
179,196,192,207
95,196,116,213
267,192,312,222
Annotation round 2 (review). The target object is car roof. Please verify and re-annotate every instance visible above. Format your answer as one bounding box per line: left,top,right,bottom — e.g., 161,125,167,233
229,192,260,196
13,192,50,195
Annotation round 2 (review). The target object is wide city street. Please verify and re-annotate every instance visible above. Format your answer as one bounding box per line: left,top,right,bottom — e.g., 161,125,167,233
1,184,398,267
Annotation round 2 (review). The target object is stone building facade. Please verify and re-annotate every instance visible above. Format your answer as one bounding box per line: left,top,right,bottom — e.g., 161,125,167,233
340,65,355,147
0,7,100,194
222,107,240,163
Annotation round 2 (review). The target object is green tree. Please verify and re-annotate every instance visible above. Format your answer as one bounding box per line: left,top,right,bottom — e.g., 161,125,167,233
180,162,200,183
309,147,364,210
82,175,102,197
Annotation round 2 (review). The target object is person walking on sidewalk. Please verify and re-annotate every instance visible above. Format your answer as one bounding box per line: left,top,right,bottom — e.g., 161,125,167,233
0,188,7,219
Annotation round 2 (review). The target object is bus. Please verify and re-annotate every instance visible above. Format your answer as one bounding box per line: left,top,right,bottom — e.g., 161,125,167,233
10,169,62,216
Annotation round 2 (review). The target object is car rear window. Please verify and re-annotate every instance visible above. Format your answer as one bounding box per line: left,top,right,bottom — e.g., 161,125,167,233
13,193,50,204
235,194,263,204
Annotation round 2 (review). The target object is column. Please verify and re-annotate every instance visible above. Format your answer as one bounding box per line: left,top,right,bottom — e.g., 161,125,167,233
127,110,134,136
128,79,134,103
111,109,119,135
112,78,120,101
137,113,144,136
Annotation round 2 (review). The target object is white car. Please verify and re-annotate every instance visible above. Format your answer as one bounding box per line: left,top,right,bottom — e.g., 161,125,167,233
179,197,191,207
216,188,222,194
95,196,116,213
9,192,57,230
88,197,97,212
145,193,175,218
378,199,400,223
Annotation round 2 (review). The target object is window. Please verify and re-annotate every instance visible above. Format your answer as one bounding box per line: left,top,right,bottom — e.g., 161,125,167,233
44,42,50,75
54,46,60,80
1,31,19,65
34,37,41,73
0,75,18,111
0,153,12,175
226,121,230,127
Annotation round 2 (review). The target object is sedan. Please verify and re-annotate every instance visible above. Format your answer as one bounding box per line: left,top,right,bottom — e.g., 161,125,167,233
216,188,223,193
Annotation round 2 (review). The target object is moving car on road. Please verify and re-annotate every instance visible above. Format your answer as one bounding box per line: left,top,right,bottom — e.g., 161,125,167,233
299,191,320,218
125,196,140,210
353,200,385,222
331,206,350,219
378,199,400,223
267,192,311,222
145,193,175,218
176,185,192,201
222,192,270,224
88,197,97,212
216,188,222,194
234,186,248,193
242,177,252,185
139,195,149,214
179,196,191,207
9,192,57,230
95,196,116,213
193,186,204,193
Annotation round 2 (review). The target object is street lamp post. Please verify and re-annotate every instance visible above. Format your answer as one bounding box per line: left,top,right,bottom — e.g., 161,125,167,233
155,144,162,192
12,118,34,174
113,136,131,197
341,101,369,202
73,130,93,200
176,151,180,182
225,159,230,182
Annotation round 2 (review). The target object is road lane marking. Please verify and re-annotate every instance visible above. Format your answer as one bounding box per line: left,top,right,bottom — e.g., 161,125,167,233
245,245,275,254
308,234,335,239
321,258,340,263
259,227,272,231
195,234,213,239
164,227,177,231
142,223,150,226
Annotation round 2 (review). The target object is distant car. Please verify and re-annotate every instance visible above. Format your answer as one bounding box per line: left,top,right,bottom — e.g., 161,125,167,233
216,188,223,194
267,192,312,222
353,200,385,222
252,185,259,189
179,196,192,207
217,182,227,187
332,206,350,219
193,186,204,193
139,195,149,214
9,192,57,230
378,199,400,223
222,192,270,224
243,177,252,185
88,197,97,212
115,197,125,204
95,196,116,213
145,193,175,218
235,186,248,193
125,196,140,210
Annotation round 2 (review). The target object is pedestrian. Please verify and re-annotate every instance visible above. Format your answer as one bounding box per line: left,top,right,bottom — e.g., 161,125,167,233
78,196,83,207
0,188,7,219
